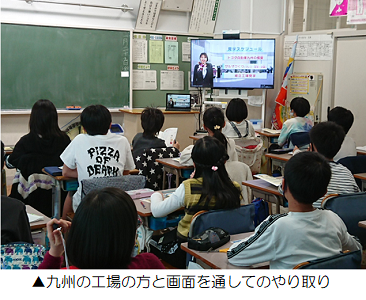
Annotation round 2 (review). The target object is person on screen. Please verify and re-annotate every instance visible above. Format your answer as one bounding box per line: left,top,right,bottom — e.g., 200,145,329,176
193,52,214,87
168,98,174,108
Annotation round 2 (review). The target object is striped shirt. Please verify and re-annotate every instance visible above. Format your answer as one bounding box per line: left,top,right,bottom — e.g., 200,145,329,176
313,161,360,208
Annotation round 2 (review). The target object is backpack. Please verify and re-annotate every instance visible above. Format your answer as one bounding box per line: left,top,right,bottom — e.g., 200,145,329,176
251,198,269,227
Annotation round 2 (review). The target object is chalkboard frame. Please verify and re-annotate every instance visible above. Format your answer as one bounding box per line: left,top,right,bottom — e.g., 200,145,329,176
1,23,131,110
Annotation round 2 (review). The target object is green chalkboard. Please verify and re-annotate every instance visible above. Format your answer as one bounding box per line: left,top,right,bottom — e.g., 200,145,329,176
1,24,130,109
132,33,209,108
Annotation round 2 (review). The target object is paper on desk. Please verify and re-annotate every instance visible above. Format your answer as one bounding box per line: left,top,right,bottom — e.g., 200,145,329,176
356,146,366,151
254,174,283,187
262,128,281,134
27,213,44,223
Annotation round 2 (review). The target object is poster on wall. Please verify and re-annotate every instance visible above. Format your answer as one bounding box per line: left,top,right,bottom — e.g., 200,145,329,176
132,35,148,63
135,0,162,30
189,0,220,34
347,0,366,24
284,35,333,61
329,0,348,17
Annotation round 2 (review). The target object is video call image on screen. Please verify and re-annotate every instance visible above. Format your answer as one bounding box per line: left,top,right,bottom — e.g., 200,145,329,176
166,94,191,110
190,39,275,89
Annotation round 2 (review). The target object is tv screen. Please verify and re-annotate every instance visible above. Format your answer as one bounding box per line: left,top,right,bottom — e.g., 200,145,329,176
190,39,275,89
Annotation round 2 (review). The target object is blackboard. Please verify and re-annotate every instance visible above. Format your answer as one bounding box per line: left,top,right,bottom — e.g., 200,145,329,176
1,23,130,110
132,33,208,108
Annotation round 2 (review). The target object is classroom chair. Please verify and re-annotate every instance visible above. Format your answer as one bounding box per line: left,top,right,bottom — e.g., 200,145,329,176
134,147,179,191
288,131,310,149
322,192,366,247
293,250,362,269
338,156,366,190
1,243,46,270
186,204,255,267
80,175,146,199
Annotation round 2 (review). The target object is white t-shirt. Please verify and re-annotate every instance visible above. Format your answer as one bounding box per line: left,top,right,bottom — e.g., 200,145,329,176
334,136,357,162
60,133,135,212
222,120,256,138
227,209,362,269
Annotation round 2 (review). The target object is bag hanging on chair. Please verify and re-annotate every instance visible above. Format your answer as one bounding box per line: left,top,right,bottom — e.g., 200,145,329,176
234,137,264,175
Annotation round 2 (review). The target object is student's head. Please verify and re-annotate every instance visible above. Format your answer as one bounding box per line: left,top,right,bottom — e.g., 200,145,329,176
141,107,165,137
191,136,241,210
309,121,345,160
29,99,63,139
199,53,208,64
290,97,310,117
67,187,137,269
81,104,111,136
283,151,331,205
327,106,354,134
203,107,228,151
225,98,248,122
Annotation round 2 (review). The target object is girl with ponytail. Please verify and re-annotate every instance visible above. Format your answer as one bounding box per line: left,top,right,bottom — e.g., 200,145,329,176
151,136,242,241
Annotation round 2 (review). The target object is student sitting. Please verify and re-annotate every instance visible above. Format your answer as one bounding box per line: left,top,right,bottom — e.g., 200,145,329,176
277,97,313,148
222,98,256,138
309,121,360,208
227,151,362,269
132,107,179,160
151,136,242,241
60,104,135,218
1,141,33,245
7,99,70,217
328,106,357,162
39,187,164,269
180,107,238,165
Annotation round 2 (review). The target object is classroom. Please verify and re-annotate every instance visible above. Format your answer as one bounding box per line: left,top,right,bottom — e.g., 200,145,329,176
1,0,366,274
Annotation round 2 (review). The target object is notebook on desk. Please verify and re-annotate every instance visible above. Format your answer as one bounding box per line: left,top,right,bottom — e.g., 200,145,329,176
44,166,62,176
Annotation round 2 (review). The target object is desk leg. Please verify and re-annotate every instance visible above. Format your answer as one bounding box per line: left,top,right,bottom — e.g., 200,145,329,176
175,170,180,188
52,179,62,219
162,169,167,190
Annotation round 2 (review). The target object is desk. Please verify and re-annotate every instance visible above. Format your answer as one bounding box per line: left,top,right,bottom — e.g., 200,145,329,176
255,129,280,148
354,173,366,191
242,179,283,214
357,149,366,156
189,134,207,142
42,168,78,219
181,232,268,269
26,205,51,231
265,152,292,175
156,158,194,189
358,220,366,229
120,108,199,149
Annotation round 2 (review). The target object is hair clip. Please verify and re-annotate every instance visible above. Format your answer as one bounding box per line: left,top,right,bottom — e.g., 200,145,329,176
214,125,220,130
212,166,218,171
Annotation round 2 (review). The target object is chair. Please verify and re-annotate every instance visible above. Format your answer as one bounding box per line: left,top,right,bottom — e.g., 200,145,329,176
322,192,366,247
81,175,146,199
189,204,256,238
288,132,310,148
186,204,256,267
293,250,362,269
338,156,366,190
134,147,179,190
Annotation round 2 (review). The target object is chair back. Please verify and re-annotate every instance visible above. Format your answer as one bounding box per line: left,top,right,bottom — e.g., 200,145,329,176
322,192,366,247
288,132,310,148
1,243,46,269
189,204,256,238
338,156,366,190
293,250,362,269
81,175,146,199
134,147,180,190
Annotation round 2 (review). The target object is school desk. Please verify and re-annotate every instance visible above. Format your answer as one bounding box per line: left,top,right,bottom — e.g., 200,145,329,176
357,149,366,156
358,221,366,229
155,157,194,189
119,108,200,150
354,173,366,191
181,232,269,269
255,129,280,148
265,152,292,175
242,179,284,214
42,168,78,219
26,205,51,231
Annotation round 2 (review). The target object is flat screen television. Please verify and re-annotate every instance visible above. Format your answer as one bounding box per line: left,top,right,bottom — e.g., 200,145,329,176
190,39,275,89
